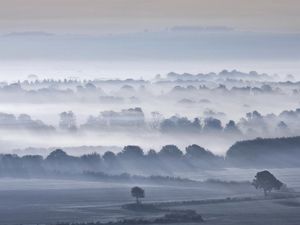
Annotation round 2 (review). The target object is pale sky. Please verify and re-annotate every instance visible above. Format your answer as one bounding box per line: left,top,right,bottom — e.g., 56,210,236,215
1,0,300,34
1,0,300,80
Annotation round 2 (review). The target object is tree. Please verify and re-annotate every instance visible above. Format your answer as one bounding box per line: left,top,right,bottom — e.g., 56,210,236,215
252,170,283,196
147,149,158,160
59,111,77,131
224,120,242,135
185,144,215,159
46,149,68,161
159,145,183,159
150,111,163,129
103,151,117,163
203,117,223,133
131,186,145,204
119,146,144,160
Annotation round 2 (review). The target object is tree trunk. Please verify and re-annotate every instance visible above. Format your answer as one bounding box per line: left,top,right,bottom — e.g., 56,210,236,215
264,189,267,197
136,197,139,204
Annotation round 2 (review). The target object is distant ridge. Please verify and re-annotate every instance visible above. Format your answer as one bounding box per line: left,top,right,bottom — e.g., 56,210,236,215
3,31,55,37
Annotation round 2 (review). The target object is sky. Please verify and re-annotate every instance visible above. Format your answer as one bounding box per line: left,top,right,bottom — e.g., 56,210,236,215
1,0,300,34
0,0,300,80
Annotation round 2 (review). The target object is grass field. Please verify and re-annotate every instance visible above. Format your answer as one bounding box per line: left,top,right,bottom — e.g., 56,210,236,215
0,168,299,225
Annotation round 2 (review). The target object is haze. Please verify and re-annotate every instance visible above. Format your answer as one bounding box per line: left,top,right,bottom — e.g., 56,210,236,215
1,1,300,225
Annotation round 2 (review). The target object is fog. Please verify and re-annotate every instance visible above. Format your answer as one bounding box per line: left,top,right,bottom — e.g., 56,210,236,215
2,1,300,224
1,60,300,82
0,70,299,155
0,69,299,225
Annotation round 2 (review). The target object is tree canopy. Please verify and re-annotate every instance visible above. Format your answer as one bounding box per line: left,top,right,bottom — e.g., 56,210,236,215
252,170,283,196
131,186,145,204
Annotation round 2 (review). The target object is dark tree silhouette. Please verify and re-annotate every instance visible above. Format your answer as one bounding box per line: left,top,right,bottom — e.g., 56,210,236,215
185,144,215,159
46,149,69,161
131,186,145,204
103,151,117,163
147,149,158,160
252,170,283,196
226,136,300,167
224,120,241,135
203,117,223,133
119,145,144,160
159,145,183,159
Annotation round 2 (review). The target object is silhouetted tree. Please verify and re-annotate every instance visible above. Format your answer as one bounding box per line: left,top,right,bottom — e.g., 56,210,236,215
80,153,102,170
159,145,183,159
160,118,176,132
146,149,158,159
103,151,117,163
80,153,101,163
46,149,69,161
118,145,144,160
192,118,202,131
203,117,223,133
224,120,241,135
185,144,215,159
160,116,201,133
59,111,77,131
252,170,283,196
131,186,145,204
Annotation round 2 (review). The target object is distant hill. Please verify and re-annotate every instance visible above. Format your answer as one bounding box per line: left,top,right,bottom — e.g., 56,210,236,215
3,31,55,38
226,136,300,168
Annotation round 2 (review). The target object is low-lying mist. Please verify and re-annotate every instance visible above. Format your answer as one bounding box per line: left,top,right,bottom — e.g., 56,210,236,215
0,69,299,155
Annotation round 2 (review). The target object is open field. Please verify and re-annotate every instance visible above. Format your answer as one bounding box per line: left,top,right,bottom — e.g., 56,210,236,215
0,178,252,225
0,170,299,225
166,197,300,225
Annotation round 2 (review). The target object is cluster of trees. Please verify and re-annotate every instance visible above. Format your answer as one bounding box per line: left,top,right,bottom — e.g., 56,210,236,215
160,116,240,135
1,135,300,178
82,108,145,130
0,112,54,131
226,136,300,167
0,80,146,103
65,109,238,134
59,111,77,131
160,108,300,137
2,78,146,90
169,83,283,96
0,144,223,177
56,108,278,135
0,72,298,106
19,77,146,88
166,70,274,82
3,107,299,139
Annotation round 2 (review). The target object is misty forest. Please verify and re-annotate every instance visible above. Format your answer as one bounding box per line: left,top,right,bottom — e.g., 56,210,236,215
1,1,300,225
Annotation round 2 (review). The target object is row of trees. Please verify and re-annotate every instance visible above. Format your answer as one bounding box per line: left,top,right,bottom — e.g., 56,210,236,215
0,107,295,139
0,145,223,177
57,108,295,137
1,135,300,177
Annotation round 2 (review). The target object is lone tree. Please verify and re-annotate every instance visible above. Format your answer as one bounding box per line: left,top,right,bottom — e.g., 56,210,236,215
252,170,283,196
131,186,145,204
